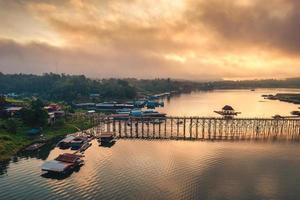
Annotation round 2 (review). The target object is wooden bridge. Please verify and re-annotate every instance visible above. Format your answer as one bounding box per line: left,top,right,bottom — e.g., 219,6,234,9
74,114,300,141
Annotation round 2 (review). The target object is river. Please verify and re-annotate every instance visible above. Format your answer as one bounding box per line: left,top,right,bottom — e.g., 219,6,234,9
158,88,300,117
1,89,300,200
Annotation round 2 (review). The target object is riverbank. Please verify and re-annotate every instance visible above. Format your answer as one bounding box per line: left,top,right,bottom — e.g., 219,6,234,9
0,117,93,161
263,93,300,104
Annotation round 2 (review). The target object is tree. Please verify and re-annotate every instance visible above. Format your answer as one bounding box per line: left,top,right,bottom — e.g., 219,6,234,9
5,119,17,134
0,96,7,110
20,99,48,127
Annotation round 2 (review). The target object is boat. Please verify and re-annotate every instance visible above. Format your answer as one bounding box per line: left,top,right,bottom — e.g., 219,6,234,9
130,109,143,117
98,133,116,146
80,142,92,152
133,100,147,108
24,143,45,151
146,101,164,109
142,110,166,117
291,111,300,116
41,153,84,174
95,102,134,110
87,110,96,114
111,109,166,119
57,135,76,149
129,109,166,118
70,137,88,150
272,114,285,119
116,108,132,114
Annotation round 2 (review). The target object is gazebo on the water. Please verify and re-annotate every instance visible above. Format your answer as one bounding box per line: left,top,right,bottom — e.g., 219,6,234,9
214,105,241,119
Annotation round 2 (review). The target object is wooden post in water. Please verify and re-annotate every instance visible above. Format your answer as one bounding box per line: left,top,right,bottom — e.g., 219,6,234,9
177,118,180,139
135,119,139,138
158,119,161,138
152,119,156,138
208,119,211,139
130,118,133,138
218,119,222,139
213,118,217,139
113,119,116,136
164,118,167,139
171,117,173,138
183,117,186,139
147,119,150,138
124,120,127,138
141,118,144,138
190,118,193,139
196,118,199,139
202,119,205,139
118,120,121,138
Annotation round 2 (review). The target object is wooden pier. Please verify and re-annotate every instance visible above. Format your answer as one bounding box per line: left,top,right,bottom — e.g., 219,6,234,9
74,114,300,141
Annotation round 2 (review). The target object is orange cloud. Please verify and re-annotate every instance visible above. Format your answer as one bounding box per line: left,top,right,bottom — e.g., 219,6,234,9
0,0,300,80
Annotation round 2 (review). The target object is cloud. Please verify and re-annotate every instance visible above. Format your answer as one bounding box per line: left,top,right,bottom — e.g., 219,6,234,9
0,0,300,80
0,38,187,79
186,0,300,55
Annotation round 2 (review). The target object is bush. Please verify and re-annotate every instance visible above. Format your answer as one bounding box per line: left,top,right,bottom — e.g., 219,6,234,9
5,119,17,134
20,99,48,127
55,118,65,127
0,135,12,141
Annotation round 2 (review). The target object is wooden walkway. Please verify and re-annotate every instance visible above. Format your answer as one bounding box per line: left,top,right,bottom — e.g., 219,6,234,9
75,114,300,141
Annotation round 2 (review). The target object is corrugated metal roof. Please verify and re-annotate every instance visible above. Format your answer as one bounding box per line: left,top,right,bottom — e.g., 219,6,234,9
41,160,72,172
56,153,81,163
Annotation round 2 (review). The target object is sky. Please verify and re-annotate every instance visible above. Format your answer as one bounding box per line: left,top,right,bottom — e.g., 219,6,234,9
0,0,300,80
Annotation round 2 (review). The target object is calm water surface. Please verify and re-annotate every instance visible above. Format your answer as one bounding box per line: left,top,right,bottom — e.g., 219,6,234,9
1,89,300,200
158,89,300,117
1,140,300,200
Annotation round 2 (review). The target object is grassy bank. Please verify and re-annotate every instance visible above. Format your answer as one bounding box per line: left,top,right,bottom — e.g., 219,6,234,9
0,117,93,161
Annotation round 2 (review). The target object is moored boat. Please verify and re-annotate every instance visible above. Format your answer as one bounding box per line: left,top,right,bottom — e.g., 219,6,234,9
80,142,92,152
146,101,164,109
96,102,134,110
70,137,88,150
41,153,84,174
24,143,45,151
98,133,116,146
142,110,166,117
57,135,76,149
116,108,132,114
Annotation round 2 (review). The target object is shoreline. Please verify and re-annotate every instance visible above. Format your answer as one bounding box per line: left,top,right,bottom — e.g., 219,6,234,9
263,93,300,105
0,118,93,162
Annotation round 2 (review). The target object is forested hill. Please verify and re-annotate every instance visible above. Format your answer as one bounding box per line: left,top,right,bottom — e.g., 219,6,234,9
208,77,300,89
0,73,136,101
0,73,201,102
1,73,300,102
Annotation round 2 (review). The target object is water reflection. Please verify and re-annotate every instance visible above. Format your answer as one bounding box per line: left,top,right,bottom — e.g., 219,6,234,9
41,165,82,180
0,159,9,175
158,89,300,117
17,141,58,161
1,139,300,199
99,141,116,148
1,89,300,199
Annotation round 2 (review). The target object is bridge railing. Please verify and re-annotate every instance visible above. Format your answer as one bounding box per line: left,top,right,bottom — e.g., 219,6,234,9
71,113,300,141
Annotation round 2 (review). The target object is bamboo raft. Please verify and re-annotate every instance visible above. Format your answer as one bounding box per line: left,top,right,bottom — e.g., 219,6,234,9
74,114,300,141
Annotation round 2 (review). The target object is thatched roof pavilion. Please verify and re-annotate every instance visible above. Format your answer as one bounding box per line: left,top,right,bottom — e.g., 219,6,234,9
222,105,234,111
214,105,241,119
